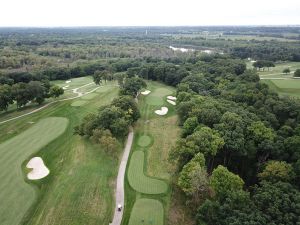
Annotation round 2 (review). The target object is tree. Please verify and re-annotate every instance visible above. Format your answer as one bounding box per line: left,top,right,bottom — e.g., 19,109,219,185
11,82,31,108
283,68,291,74
119,77,146,97
182,117,199,137
258,160,295,182
253,181,300,225
210,165,244,200
27,81,46,104
111,95,140,123
178,153,209,201
49,85,64,98
187,126,224,158
0,84,13,111
214,112,246,161
92,129,118,154
294,69,300,77
93,70,103,85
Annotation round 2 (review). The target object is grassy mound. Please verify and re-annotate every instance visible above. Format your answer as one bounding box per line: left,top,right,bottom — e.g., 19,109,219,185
71,100,87,107
128,198,164,225
137,135,152,147
0,117,68,225
127,151,168,194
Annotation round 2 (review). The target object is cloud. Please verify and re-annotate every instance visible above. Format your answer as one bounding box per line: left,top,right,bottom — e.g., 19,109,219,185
0,0,299,26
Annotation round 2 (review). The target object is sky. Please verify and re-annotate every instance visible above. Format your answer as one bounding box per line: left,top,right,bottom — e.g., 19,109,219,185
0,0,300,27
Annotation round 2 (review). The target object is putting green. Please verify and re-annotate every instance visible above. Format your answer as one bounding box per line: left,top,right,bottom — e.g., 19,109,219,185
128,199,164,225
0,117,69,225
138,135,152,147
151,88,173,97
71,100,87,107
145,87,173,106
145,96,164,106
128,151,168,194
81,93,98,100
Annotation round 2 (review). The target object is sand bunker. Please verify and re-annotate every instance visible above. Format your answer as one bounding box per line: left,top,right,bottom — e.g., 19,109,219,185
167,100,176,105
66,80,72,84
26,157,49,180
63,85,69,90
155,107,168,116
167,96,177,101
141,90,151,95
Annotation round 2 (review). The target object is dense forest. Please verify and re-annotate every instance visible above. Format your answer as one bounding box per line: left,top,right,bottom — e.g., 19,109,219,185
1,27,300,225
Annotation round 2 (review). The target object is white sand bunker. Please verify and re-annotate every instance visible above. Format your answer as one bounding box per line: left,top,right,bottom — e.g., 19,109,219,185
141,90,151,95
155,107,168,115
167,99,176,105
167,96,177,101
63,85,69,90
66,80,72,84
26,157,50,180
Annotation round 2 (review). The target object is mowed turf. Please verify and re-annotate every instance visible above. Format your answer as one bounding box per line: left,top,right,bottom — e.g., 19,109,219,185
128,151,168,194
145,87,173,106
128,199,164,225
0,117,68,225
71,100,88,107
138,135,152,147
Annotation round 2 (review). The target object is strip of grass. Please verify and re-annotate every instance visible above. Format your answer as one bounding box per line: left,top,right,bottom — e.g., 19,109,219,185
128,151,168,194
128,199,164,225
123,80,180,225
0,117,69,225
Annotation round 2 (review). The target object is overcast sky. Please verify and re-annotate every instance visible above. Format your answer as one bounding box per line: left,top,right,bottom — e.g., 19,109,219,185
1,0,300,27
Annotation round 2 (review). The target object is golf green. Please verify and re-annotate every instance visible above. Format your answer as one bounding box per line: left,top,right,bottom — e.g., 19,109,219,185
138,135,152,147
128,199,164,225
0,117,69,225
127,151,168,194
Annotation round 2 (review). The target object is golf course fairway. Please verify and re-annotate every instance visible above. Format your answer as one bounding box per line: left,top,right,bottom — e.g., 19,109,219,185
0,117,68,225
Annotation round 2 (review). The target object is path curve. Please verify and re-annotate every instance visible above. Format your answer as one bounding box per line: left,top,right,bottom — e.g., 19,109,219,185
0,82,105,125
110,129,134,225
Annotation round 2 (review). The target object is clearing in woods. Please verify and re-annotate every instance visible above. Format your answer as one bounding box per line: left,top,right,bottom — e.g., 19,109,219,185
123,81,180,225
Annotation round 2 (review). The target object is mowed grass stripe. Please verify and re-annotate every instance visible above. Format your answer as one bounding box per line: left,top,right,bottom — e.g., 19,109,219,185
128,151,168,194
128,199,164,225
0,117,69,225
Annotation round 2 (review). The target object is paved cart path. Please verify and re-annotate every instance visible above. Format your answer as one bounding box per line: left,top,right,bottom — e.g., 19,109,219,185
110,130,134,225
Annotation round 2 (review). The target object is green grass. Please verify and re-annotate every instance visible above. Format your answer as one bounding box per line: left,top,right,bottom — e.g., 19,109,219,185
271,79,300,89
0,117,69,225
138,135,152,147
71,100,88,107
146,96,164,105
254,61,300,78
81,93,98,100
51,76,93,89
0,80,120,225
145,86,173,106
123,81,180,225
128,199,164,225
128,151,168,194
